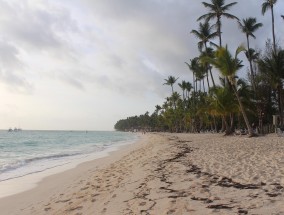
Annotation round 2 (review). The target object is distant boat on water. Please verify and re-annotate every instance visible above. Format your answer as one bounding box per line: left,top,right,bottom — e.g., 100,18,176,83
8,127,22,132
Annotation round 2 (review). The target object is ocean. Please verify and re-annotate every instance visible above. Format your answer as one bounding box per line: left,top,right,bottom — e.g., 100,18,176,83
0,130,138,182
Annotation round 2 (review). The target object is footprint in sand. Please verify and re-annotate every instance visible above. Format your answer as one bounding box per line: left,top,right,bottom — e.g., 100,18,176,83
80,186,89,191
44,207,51,211
65,206,83,212
55,199,71,203
167,209,176,214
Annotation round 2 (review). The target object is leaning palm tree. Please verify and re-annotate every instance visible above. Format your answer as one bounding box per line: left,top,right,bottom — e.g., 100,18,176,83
163,76,179,94
261,0,278,51
191,21,218,52
197,0,239,47
238,17,263,82
208,45,254,136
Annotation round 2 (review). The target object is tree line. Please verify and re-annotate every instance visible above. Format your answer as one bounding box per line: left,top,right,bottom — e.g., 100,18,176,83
115,0,284,136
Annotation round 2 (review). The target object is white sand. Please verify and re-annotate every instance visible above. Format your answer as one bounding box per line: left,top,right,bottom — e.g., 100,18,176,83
0,133,283,215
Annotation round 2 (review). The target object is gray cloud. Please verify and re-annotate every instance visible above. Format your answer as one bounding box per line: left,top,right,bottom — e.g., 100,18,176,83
81,0,284,92
1,0,284,107
0,0,78,50
0,0,83,92
0,39,34,93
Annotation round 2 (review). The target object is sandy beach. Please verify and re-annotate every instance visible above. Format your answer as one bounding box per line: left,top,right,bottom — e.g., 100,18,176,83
0,133,284,215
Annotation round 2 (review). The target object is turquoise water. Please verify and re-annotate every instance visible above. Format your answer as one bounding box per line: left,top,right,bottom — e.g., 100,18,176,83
0,130,137,182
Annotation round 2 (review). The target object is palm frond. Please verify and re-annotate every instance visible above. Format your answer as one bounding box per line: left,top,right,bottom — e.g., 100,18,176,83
190,30,202,38
261,2,271,15
222,13,239,20
222,2,238,11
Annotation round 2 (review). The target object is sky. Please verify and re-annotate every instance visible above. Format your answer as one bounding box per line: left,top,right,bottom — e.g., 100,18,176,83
0,0,283,131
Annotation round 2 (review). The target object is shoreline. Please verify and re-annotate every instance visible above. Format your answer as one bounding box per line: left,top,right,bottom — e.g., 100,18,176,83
0,133,283,214
0,133,141,199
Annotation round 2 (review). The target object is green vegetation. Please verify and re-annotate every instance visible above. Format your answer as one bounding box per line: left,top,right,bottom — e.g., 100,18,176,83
114,0,283,135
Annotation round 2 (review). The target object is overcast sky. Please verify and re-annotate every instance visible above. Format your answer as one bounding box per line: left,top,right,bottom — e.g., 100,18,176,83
0,0,283,130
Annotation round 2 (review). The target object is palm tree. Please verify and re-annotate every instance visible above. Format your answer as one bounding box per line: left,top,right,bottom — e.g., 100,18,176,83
163,76,179,94
185,58,199,94
197,0,239,47
238,17,263,82
258,48,284,127
208,45,254,136
200,47,216,88
261,0,278,51
208,86,239,134
195,64,207,92
178,81,188,100
185,82,193,99
155,105,162,114
191,21,218,52
245,48,260,63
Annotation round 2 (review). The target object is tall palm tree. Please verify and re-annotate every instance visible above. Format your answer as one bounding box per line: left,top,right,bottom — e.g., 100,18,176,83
185,58,199,94
191,21,218,52
200,47,216,88
185,82,193,99
261,0,278,51
245,48,260,63
163,76,179,94
178,81,188,100
208,45,254,136
238,17,263,82
197,0,239,47
195,64,207,92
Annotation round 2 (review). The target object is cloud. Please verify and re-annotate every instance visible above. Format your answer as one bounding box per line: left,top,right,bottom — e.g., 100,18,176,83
0,39,34,93
0,0,81,92
1,0,284,129
77,0,200,96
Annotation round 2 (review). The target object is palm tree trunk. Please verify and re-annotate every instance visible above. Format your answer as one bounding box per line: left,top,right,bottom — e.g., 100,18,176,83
213,116,217,132
205,43,216,87
222,115,231,135
206,70,210,90
271,5,276,51
277,86,283,127
217,16,222,47
230,113,234,132
232,85,254,136
246,35,255,89
209,66,216,87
